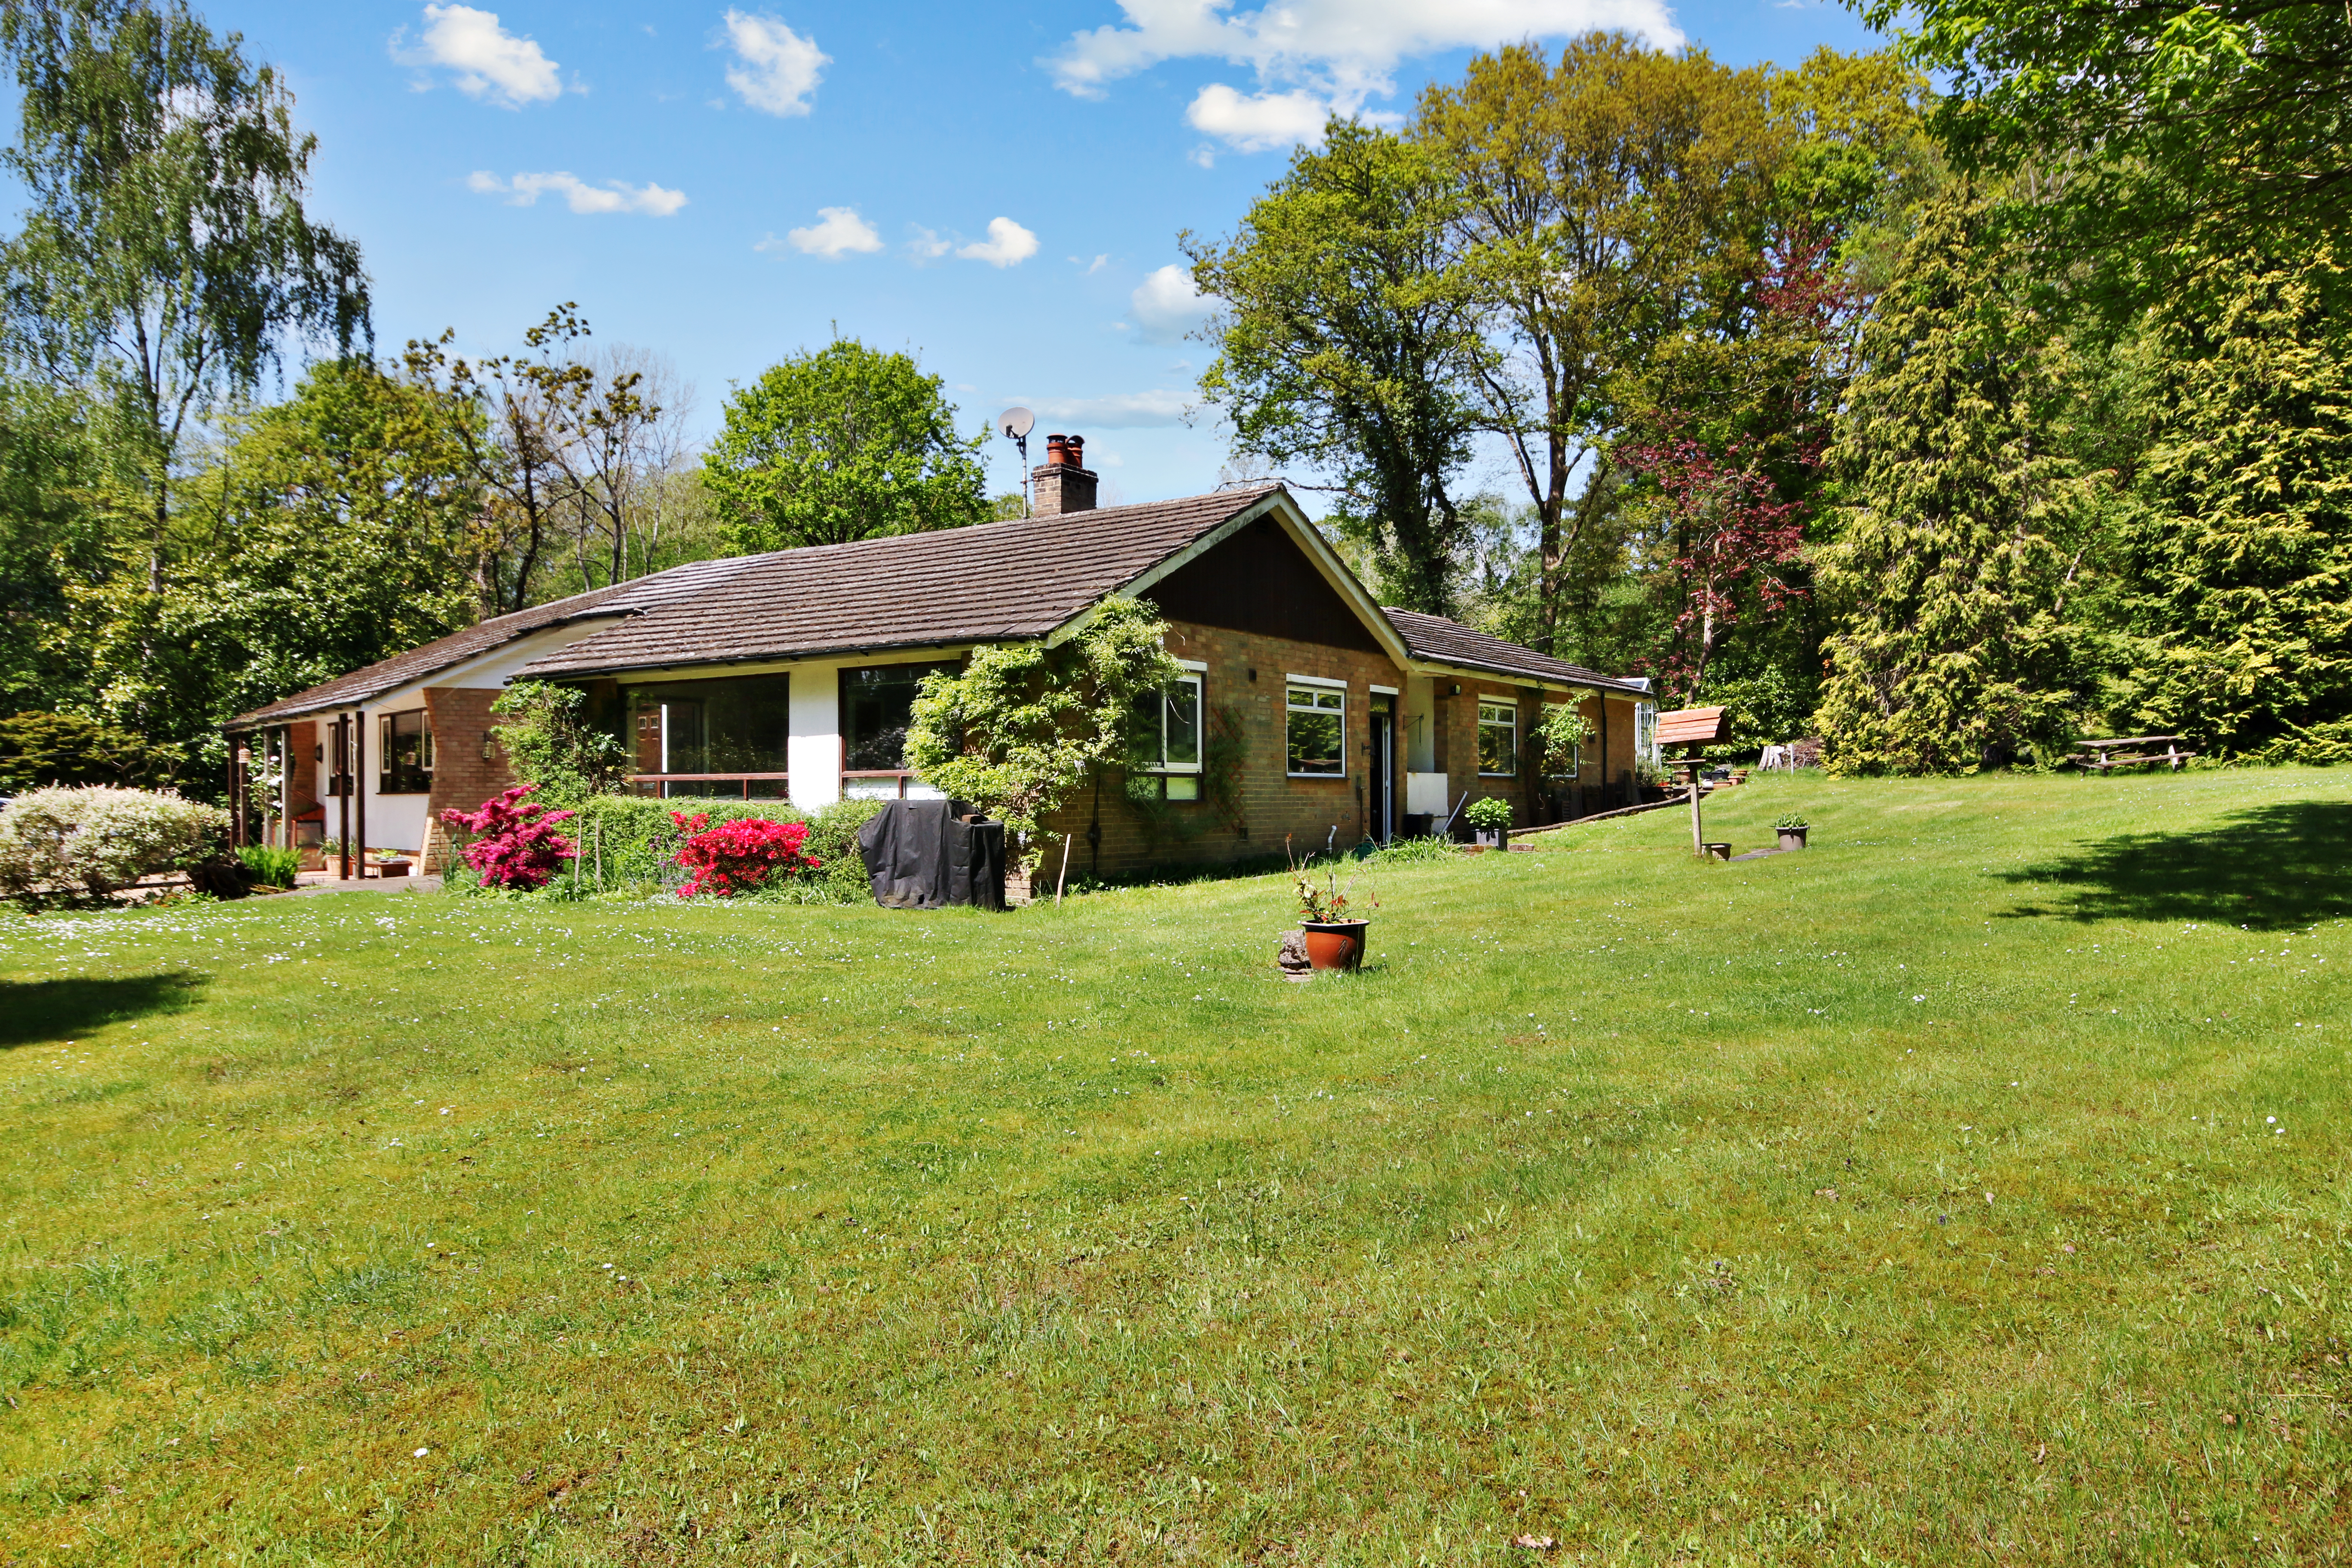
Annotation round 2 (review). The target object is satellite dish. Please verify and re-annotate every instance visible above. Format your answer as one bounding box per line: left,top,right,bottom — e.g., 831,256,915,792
998,406,1035,441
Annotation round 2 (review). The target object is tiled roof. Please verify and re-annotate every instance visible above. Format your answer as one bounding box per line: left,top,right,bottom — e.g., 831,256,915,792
226,556,755,727
1384,608,1646,694
517,486,1284,678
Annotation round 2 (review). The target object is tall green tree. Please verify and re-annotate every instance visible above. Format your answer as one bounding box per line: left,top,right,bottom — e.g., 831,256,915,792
702,340,987,554
0,0,367,601
1187,121,1486,615
61,358,481,766
0,379,113,714
2104,250,2352,761
1813,189,2089,774
1416,35,1780,653
1873,0,2351,299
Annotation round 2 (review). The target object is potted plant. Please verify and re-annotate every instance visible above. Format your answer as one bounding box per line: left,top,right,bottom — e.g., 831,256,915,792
1289,839,1373,972
1774,813,1809,851
1464,795,1512,848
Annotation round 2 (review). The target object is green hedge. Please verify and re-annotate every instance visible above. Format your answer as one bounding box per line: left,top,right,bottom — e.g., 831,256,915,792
450,795,885,905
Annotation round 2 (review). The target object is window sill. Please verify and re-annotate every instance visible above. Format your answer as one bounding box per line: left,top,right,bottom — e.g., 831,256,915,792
1287,772,1348,781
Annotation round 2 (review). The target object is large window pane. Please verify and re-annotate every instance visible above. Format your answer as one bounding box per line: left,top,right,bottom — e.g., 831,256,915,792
1164,680,1201,768
1286,685,1345,776
377,710,430,794
625,675,791,775
1478,699,1518,776
1128,674,1203,773
842,663,956,772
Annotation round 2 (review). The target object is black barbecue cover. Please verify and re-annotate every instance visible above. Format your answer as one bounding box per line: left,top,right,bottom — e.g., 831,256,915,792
857,799,1005,910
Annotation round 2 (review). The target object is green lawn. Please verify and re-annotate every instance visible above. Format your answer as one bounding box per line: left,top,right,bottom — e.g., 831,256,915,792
3,769,2349,1565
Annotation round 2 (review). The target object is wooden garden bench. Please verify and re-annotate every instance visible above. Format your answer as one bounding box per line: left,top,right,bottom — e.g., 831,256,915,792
2068,735,2197,772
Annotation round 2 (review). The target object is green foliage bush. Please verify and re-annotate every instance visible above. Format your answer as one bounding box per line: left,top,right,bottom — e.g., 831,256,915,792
0,786,229,907
237,843,300,888
1365,835,1457,865
905,597,1186,876
1692,666,1817,758
490,796,884,905
490,682,629,805
1464,796,1513,830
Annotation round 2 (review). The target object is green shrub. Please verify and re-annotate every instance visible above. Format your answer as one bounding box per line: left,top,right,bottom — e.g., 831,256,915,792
1365,835,1457,865
1773,812,1811,832
511,795,885,904
237,844,301,888
1464,796,1513,831
0,786,229,908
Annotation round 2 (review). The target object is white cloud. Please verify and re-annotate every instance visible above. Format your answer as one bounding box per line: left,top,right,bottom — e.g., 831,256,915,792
466,171,687,215
908,225,953,260
1050,0,1683,141
957,217,1039,268
720,10,827,116
1186,83,1332,152
406,5,562,107
1025,391,1196,429
783,205,883,258
1129,264,1213,345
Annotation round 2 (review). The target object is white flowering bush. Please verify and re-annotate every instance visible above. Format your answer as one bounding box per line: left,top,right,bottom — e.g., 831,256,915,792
0,786,230,907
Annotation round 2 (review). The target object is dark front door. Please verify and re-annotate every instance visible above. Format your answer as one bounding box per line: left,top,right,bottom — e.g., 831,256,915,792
1370,699,1395,844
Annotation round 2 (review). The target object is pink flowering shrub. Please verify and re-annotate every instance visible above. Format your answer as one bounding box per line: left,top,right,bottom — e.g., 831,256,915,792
440,785,577,891
669,811,821,898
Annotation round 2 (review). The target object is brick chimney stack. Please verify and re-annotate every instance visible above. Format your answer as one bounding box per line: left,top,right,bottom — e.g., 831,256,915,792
1032,432,1097,516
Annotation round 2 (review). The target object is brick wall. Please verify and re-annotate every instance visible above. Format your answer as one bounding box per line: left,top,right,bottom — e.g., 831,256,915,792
420,686,518,873
1013,619,1407,895
1430,677,1544,832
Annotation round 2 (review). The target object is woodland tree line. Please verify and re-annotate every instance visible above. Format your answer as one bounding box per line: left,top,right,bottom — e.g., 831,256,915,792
1196,0,2351,772
0,0,2344,802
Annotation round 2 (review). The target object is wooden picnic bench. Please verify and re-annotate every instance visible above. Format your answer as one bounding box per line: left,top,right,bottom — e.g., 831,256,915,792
2068,735,2197,772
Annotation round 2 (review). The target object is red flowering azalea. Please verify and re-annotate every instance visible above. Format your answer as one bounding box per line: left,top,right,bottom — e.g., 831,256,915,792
440,785,577,891
669,811,822,898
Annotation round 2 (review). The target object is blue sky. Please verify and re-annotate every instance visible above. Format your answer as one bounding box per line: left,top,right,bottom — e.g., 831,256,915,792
195,0,1889,506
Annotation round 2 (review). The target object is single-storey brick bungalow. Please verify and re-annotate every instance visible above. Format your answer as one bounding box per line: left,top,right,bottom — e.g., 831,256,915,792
228,443,1656,888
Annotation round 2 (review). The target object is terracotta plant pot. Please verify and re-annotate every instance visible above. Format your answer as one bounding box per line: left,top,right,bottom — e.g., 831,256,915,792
377,860,412,877
1777,827,1808,851
1299,920,1369,972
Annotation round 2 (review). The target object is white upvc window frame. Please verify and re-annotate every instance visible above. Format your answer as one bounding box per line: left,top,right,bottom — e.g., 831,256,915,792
1139,664,1205,768
1477,696,1519,777
1130,659,1207,802
1284,675,1348,779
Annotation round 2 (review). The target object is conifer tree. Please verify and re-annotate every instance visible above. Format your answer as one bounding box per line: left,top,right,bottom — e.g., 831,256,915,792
2107,251,2352,761
1813,189,2087,774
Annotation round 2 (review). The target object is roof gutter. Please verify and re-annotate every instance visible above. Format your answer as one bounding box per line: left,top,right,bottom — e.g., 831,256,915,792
1404,658,1649,698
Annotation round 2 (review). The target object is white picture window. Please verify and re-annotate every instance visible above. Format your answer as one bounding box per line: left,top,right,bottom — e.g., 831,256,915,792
1286,684,1345,777
1131,673,1204,800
